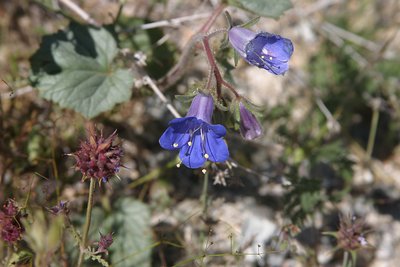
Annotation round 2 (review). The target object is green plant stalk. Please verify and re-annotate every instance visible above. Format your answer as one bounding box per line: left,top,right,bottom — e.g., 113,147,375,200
77,178,96,267
366,107,379,160
201,172,209,216
342,251,349,267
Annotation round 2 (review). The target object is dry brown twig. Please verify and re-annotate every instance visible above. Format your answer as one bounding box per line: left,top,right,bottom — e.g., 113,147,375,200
58,0,100,27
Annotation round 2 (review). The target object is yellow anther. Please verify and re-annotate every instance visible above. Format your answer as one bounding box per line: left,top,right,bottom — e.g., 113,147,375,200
173,143,179,148
188,141,192,146
202,169,207,174
204,153,209,159
176,163,181,168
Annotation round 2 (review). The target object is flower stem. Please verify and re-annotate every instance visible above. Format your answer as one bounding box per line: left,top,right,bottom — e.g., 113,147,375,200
77,178,96,267
158,4,225,90
202,37,239,98
366,104,379,160
201,172,209,217
342,251,349,267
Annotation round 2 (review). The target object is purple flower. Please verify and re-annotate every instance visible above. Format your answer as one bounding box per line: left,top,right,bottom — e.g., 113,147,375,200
159,92,229,168
228,26,294,75
239,102,262,140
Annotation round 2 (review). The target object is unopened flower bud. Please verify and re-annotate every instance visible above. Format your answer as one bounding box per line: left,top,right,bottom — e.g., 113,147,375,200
239,102,262,140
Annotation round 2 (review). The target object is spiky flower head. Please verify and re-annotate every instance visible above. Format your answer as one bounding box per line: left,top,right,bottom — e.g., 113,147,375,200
72,127,123,183
95,232,114,255
0,199,24,244
337,215,369,251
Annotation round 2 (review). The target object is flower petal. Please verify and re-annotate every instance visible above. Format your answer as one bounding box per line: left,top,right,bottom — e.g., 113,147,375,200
228,27,257,58
159,118,196,150
204,130,229,163
208,124,226,137
179,135,206,168
245,32,293,75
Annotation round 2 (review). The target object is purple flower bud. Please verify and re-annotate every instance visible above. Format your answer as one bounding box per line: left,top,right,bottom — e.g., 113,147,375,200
239,102,262,140
228,26,294,75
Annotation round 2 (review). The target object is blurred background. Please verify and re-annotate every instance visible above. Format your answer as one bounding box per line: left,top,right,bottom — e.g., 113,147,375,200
0,0,399,266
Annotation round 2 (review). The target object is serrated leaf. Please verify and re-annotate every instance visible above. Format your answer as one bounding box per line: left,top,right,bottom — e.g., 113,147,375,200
228,0,292,19
30,22,134,118
102,198,152,267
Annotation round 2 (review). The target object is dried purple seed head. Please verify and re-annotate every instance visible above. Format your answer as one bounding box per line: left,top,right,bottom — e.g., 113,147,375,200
337,215,369,251
72,127,123,183
95,232,114,255
0,199,24,244
3,199,18,217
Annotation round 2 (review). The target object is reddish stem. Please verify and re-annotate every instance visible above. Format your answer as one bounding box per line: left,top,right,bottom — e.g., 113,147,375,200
202,37,239,98
199,4,225,33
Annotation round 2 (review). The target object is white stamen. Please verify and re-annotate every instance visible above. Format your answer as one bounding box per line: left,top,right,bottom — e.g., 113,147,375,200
204,153,209,159
202,169,207,174
261,55,265,59
176,162,181,168
269,56,273,60
188,141,192,146
173,143,179,148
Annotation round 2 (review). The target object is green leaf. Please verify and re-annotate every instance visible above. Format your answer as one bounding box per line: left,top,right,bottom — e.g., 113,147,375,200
228,0,292,19
30,22,134,118
103,198,153,267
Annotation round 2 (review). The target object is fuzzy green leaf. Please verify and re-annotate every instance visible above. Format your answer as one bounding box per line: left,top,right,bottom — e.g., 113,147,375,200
103,198,152,267
228,0,292,19
30,22,134,118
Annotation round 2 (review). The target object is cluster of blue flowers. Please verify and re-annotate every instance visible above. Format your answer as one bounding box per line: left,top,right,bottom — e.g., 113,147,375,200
159,26,294,169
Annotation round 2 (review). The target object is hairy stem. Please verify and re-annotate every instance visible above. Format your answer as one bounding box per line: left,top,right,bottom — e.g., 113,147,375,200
342,251,349,267
366,105,379,160
158,4,225,90
202,37,240,98
77,178,96,267
201,172,209,217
